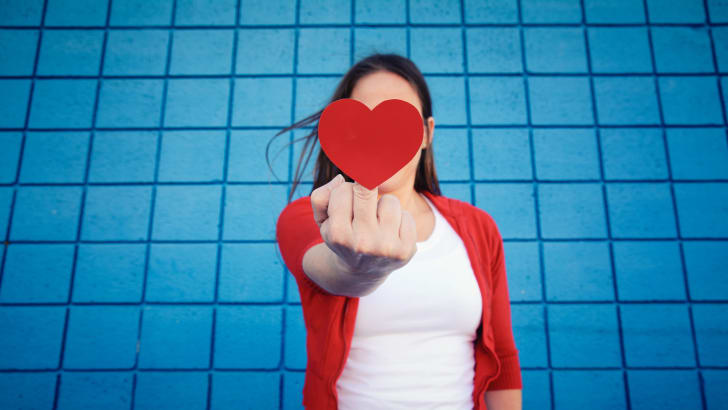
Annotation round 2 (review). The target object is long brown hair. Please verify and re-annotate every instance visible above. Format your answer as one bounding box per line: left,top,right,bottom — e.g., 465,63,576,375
267,53,441,204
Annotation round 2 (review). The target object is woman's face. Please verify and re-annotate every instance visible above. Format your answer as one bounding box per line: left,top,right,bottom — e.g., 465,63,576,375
349,70,435,194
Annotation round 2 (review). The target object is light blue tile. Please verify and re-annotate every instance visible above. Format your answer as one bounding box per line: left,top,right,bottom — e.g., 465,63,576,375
594,77,660,125
528,77,593,125
474,183,537,239
651,27,714,73
145,244,218,302
621,305,695,366
72,244,146,303
467,27,522,73
219,243,284,303
81,186,152,241
521,0,582,23
410,28,463,73
600,128,668,181
11,186,83,241
300,0,351,23
355,0,406,23
0,306,66,369
524,27,587,73
613,242,686,301
409,0,461,23
472,128,532,180
64,306,139,369
469,76,527,125
432,128,469,181
236,29,295,74
538,183,607,239
646,0,705,23
584,0,645,23
88,131,158,183
354,28,408,62
548,304,622,367
233,77,292,126
683,241,728,300
164,79,230,127
170,29,234,75
45,0,109,26
152,185,221,240
0,29,39,75
674,182,728,238
110,0,174,26
666,128,728,179
135,373,208,410
214,306,282,368
464,0,518,23
138,306,213,368
97,79,164,128
0,244,75,303
588,27,652,73
29,79,97,129
158,130,225,182
19,131,89,183
0,79,31,128
544,241,614,301
104,29,169,75
533,128,600,180
297,28,350,74
0,0,44,26
37,29,104,75
606,182,677,238
175,0,236,25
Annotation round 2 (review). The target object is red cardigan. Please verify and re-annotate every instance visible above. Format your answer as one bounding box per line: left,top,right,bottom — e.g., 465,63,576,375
276,189,522,409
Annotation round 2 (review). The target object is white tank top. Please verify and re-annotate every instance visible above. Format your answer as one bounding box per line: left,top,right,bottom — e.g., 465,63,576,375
336,194,483,409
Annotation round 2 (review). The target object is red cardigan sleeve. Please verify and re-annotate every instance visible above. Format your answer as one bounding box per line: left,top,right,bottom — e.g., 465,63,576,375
483,213,523,391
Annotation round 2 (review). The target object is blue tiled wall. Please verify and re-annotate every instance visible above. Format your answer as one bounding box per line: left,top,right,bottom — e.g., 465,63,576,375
0,0,727,409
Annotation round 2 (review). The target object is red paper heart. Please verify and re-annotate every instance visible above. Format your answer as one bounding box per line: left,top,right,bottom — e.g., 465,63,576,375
318,98,424,190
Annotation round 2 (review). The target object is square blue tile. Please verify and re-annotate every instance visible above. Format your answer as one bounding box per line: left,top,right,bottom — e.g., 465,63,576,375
613,241,686,301
439,184,471,204
297,28,350,74
467,27,522,73
110,0,174,26
708,0,728,22
584,0,645,23
0,187,13,237
211,373,280,410
72,244,146,303
667,128,728,179
97,79,164,128
704,370,728,410
0,79,31,128
239,0,295,24
223,184,288,240
464,0,518,23
713,27,728,72
135,372,208,410
426,76,467,125
0,306,66,369
290,132,317,183
236,29,294,74
524,27,587,73
294,76,339,121
29,79,97,129
651,27,714,73
469,77,527,125
621,304,695,366
139,306,213,369
522,371,552,409
233,77,292,127
600,128,668,180
227,129,288,182
214,306,282,368
158,130,225,182
548,304,622,367
146,244,217,302
37,29,104,75
475,183,537,239
674,183,728,237
219,243,284,302
646,0,706,23
606,183,677,238
588,27,652,73
81,186,153,241
544,242,614,301
283,373,305,410
553,370,627,410
45,0,109,26
64,306,139,369
533,128,600,180
355,0,406,23
103,29,169,75
528,77,593,125
170,29,233,75
410,28,463,73
0,0,44,26
628,370,701,409
692,304,728,366
0,373,56,410
472,128,532,180
594,77,660,125
410,0,461,23
89,131,158,183
0,244,74,303
11,186,83,241
504,242,542,302
538,183,607,239
165,79,230,127
19,131,89,183
683,241,728,300
0,29,39,75
284,305,306,369
300,0,351,23
433,128,469,181
58,373,133,410
354,28,408,62
510,305,548,367
152,185,221,240
521,0,582,23
659,76,723,125
175,0,236,25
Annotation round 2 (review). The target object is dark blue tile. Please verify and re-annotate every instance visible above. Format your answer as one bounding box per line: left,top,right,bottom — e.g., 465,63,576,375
103,29,170,75
692,304,728,366
64,306,139,369
158,130,225,182
354,28,408,62
239,0,295,25
227,129,288,182
57,372,133,410
524,27,587,73
600,128,668,180
10,186,83,241
81,186,152,241
504,241,542,302
674,183,728,238
152,185,221,240
19,131,89,183
214,306,282,368
533,128,600,180
233,77,292,126
37,29,104,75
652,27,714,73
219,243,284,302
30,79,97,129
0,0,44,26
703,370,728,409
297,28,350,74
659,76,723,125
683,241,728,300
584,0,645,23
510,305,548,367
432,128,470,181
409,0,461,23
426,76,467,125
469,77,527,125
236,29,295,74
138,306,213,369
45,0,109,26
211,373,280,410
0,244,74,303
474,183,537,239
134,372,208,410
223,184,288,240
97,79,164,128
613,241,686,301
538,183,607,239
606,183,677,239
0,373,56,410
544,241,614,301
467,27,522,73
594,77,660,125
713,27,728,72
0,306,66,369
170,29,233,75
621,304,695,367
464,0,518,23
283,372,305,410
646,0,705,23
553,370,627,410
0,29,39,75
708,0,728,22
72,244,146,303
410,28,463,73
109,0,174,26
300,0,351,24
522,371,552,409
0,187,12,238
284,306,307,369
548,304,622,367
627,370,701,409
521,0,582,23
588,27,652,73
175,0,236,25
472,128,532,180
164,79,230,127
88,131,158,183
0,79,31,128
667,128,728,179
355,0,406,23
145,244,217,302
528,77,593,125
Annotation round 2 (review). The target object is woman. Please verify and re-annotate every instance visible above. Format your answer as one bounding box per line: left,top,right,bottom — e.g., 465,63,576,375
272,53,522,409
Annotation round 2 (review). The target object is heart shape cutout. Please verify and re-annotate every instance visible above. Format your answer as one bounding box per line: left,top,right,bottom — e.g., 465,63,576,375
318,98,424,190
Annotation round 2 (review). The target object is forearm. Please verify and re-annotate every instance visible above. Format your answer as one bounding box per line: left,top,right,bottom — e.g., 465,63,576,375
484,389,522,410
